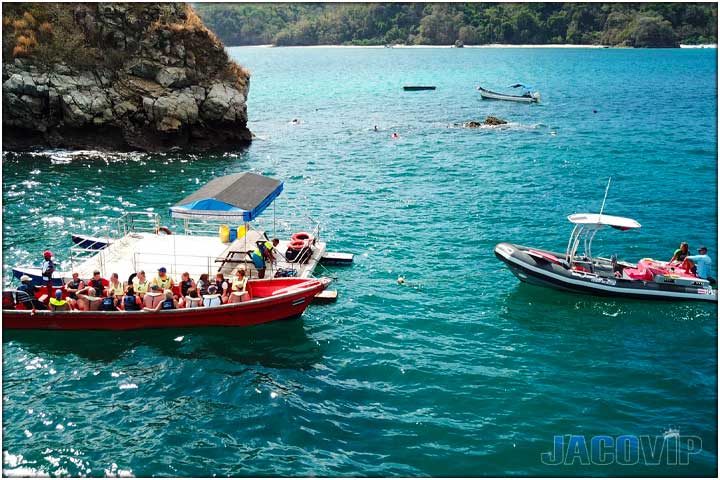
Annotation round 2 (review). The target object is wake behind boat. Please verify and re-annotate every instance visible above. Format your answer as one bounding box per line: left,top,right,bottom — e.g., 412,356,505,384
477,85,540,103
495,213,716,302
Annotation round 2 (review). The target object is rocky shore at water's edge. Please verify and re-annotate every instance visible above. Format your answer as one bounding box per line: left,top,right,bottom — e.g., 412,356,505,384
2,3,251,152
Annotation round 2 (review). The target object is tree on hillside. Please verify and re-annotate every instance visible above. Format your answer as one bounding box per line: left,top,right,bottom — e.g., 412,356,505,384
631,15,677,47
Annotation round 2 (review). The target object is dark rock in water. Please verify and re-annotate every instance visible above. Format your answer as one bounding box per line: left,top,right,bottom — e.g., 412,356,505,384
483,116,507,126
2,3,251,152
456,116,508,128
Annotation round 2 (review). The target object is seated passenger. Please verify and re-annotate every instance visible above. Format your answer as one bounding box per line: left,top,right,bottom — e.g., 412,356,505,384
179,272,195,298
179,287,202,308
682,246,714,282
99,290,118,312
228,269,249,303
148,290,178,311
64,272,85,308
203,285,223,307
108,273,124,301
49,289,70,311
77,287,102,311
87,270,106,293
668,242,689,264
159,290,178,310
214,273,229,303
152,267,175,290
196,273,210,296
231,268,248,293
121,286,141,312
16,274,47,310
133,270,150,298
143,284,164,310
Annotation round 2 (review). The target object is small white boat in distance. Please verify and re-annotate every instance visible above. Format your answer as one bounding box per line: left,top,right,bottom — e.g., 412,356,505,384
477,85,540,103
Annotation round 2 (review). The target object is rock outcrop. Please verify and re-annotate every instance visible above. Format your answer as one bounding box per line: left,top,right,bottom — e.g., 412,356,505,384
457,116,508,128
2,3,251,152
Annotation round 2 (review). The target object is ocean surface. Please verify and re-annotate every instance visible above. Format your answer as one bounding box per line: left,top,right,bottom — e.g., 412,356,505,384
2,47,717,476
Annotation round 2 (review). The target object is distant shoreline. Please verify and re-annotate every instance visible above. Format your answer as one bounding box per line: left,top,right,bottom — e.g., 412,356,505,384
235,43,717,49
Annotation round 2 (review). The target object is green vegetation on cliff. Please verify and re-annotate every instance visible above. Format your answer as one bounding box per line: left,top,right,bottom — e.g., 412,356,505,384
193,3,717,47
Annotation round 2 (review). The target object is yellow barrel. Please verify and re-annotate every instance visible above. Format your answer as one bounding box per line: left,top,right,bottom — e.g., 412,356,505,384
237,225,247,239
219,225,230,243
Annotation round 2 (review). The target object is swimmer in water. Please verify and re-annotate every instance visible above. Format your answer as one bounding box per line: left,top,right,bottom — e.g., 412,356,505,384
374,125,378,131
392,132,399,139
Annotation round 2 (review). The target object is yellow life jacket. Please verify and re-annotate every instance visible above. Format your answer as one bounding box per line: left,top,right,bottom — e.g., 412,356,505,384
154,275,172,290
232,276,248,292
110,281,124,297
133,278,149,294
49,297,67,307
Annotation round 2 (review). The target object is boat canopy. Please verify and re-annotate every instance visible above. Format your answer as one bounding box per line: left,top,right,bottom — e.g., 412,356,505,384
170,173,284,222
567,213,641,230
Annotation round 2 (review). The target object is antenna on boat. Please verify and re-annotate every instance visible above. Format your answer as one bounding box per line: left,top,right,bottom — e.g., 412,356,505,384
599,177,612,218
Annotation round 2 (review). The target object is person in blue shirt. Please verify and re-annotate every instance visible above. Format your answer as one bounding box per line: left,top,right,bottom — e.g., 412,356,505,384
683,246,714,282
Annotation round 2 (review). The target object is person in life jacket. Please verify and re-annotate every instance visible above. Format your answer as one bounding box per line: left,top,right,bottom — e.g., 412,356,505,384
251,238,280,279
87,270,106,293
203,284,222,307
108,272,124,300
231,268,248,293
49,289,70,311
196,273,210,296
152,267,175,290
159,290,178,310
182,287,203,308
121,285,141,311
133,270,149,298
214,273,229,303
99,289,118,311
229,269,249,303
64,272,85,309
179,272,195,298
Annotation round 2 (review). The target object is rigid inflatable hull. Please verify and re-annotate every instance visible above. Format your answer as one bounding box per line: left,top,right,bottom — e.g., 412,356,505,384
3,279,328,330
495,243,717,302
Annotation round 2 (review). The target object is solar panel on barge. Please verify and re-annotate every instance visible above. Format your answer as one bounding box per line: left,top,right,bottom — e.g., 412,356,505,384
169,172,284,222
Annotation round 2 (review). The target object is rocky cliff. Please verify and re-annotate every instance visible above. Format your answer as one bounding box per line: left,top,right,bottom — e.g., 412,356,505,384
2,3,251,152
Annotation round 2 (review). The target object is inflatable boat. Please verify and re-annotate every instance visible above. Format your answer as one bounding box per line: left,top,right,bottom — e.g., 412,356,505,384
495,213,716,302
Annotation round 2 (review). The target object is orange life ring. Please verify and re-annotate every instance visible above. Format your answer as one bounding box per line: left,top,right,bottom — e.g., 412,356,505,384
156,226,173,235
287,239,306,251
291,232,311,242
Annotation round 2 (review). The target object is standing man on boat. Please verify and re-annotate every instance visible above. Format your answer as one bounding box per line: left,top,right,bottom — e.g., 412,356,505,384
41,250,55,302
251,238,279,279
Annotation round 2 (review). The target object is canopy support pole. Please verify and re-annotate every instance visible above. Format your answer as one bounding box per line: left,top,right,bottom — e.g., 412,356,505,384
599,177,612,219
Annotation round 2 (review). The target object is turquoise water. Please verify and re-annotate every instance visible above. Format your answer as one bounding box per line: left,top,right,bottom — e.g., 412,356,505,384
2,47,717,476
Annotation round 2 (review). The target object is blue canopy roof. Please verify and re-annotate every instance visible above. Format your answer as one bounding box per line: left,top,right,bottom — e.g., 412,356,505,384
170,173,283,222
